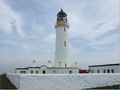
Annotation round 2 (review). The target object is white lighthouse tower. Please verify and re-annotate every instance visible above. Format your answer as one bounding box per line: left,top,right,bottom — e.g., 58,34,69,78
15,9,79,74
55,9,70,67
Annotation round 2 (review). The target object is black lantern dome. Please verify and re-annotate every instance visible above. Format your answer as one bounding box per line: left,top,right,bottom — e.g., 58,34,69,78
55,9,69,28
57,9,67,17
57,9,67,21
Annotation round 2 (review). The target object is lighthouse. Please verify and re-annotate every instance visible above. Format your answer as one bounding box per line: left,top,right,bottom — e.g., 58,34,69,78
55,9,70,67
15,9,79,74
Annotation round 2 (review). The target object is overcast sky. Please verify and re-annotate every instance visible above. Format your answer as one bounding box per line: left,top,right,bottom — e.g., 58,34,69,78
0,0,120,73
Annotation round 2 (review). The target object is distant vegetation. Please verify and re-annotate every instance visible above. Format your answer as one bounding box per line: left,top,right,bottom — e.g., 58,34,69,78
0,73,16,89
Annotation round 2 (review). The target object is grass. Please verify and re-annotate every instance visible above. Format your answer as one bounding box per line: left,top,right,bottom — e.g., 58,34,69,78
92,85,120,89
86,85,120,90
0,73,16,89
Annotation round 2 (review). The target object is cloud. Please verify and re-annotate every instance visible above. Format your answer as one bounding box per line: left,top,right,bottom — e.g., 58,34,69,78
0,0,25,37
66,0,120,57
0,0,119,73
44,33,55,43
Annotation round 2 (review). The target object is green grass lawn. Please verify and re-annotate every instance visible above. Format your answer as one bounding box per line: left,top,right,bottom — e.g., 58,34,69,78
92,85,120,89
86,85,120,90
0,74,16,89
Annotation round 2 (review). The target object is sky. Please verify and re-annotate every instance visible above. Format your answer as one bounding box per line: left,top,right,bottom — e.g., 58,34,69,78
0,0,120,73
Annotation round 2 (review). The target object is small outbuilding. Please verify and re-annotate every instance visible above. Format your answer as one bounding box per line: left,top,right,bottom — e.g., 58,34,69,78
89,63,120,73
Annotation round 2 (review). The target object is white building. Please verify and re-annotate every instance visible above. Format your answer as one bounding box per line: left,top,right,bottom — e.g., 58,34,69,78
89,63,120,73
15,9,79,74
15,65,79,74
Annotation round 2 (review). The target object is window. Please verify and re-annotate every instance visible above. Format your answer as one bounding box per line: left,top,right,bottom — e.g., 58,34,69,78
58,17,62,20
20,71,26,74
64,41,66,47
63,17,67,20
107,69,110,73
92,70,94,73
97,70,100,73
30,70,33,74
36,71,38,74
43,70,46,74
103,69,106,73
64,28,66,32
69,70,72,74
111,69,114,73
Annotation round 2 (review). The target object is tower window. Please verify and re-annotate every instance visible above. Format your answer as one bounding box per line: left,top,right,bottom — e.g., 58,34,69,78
64,41,66,47
64,28,66,32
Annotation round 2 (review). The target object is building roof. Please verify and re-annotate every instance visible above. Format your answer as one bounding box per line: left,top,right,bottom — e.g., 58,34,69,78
16,65,48,70
48,67,79,69
88,63,120,67
16,68,28,70
16,66,79,70
40,65,48,67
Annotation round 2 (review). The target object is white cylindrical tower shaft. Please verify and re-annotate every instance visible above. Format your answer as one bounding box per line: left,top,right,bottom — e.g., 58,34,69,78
55,9,70,67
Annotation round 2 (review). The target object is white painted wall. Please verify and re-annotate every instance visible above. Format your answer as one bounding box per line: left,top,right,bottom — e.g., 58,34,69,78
89,65,120,73
47,68,79,74
7,73,120,90
15,67,79,74
15,69,28,74
55,26,70,67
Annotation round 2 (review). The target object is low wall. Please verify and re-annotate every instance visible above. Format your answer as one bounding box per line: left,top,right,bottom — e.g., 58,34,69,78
7,73,120,90
6,74,20,89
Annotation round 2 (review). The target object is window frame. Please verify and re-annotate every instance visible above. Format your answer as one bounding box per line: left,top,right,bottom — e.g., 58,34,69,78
103,69,106,73
69,70,72,74
64,27,66,32
43,70,46,74
111,69,114,73
97,70,100,73
36,71,38,74
64,41,66,47
30,70,33,74
20,71,26,74
107,69,110,73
